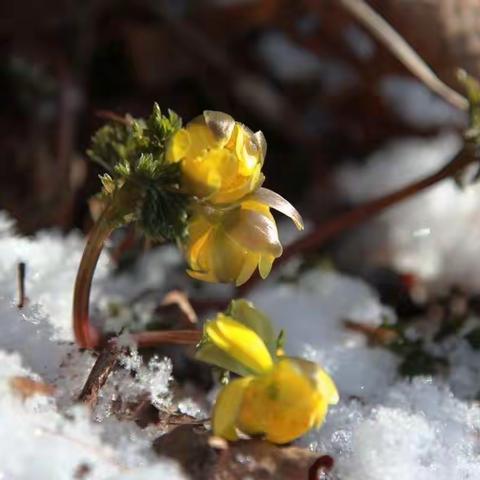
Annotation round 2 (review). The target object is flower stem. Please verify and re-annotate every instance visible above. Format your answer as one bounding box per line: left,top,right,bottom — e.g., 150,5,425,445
73,203,202,349
280,146,476,262
132,330,202,348
73,206,115,349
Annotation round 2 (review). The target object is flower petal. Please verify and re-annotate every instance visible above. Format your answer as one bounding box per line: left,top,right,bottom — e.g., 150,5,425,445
186,268,218,283
203,111,235,144
315,367,340,406
211,228,249,283
166,128,191,163
258,254,275,279
249,188,304,230
286,358,340,406
226,208,282,258
227,299,277,357
206,314,274,375
235,253,260,287
212,377,252,441
237,359,319,444
253,130,267,163
195,341,252,377
235,125,261,176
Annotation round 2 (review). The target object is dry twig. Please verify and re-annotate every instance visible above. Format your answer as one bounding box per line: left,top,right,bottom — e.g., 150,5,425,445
78,340,123,407
16,262,26,309
339,0,468,111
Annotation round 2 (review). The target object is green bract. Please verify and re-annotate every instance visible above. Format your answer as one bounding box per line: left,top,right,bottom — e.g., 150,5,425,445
88,104,188,241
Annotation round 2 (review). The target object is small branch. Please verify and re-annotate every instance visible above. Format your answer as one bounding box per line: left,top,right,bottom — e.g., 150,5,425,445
339,0,468,111
78,340,123,407
344,320,398,346
281,146,475,262
160,290,198,326
16,262,26,309
132,330,202,348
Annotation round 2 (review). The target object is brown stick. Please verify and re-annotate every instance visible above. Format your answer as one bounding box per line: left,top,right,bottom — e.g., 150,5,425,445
17,262,26,309
78,340,122,407
132,330,202,348
284,148,474,261
339,0,468,111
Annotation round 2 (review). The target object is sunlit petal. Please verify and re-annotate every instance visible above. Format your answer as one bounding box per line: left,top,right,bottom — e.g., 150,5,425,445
237,359,319,444
227,299,277,357
249,188,304,230
206,314,274,375
213,377,252,441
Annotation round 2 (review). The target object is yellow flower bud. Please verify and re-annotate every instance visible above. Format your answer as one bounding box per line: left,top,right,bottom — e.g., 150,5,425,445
212,358,339,444
195,300,277,376
203,313,274,375
183,190,303,286
166,111,266,204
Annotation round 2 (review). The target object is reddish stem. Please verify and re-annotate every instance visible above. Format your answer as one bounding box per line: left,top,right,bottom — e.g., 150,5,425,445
73,207,114,348
72,205,202,349
132,330,202,348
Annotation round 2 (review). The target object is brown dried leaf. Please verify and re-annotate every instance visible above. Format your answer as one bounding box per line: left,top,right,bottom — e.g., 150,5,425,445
9,376,56,399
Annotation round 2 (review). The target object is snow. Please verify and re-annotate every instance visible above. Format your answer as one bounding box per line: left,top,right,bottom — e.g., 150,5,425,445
335,132,480,293
0,214,186,480
1,202,480,479
380,76,467,129
250,270,398,399
309,379,480,480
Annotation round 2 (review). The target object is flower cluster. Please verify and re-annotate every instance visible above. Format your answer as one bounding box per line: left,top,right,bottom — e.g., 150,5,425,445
196,300,338,444
166,111,303,285
80,106,336,444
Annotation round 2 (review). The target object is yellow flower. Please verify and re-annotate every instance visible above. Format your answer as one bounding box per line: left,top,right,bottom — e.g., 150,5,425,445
183,189,303,286
166,111,266,204
213,358,338,444
205,313,274,375
195,301,339,444
196,300,277,376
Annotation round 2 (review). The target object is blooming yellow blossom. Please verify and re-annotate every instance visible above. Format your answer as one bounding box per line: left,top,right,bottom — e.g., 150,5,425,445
238,358,338,443
183,189,303,285
166,111,266,204
195,302,339,444
212,357,338,444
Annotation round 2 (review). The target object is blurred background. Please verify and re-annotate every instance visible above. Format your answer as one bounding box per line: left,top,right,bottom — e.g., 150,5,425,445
3,0,480,299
